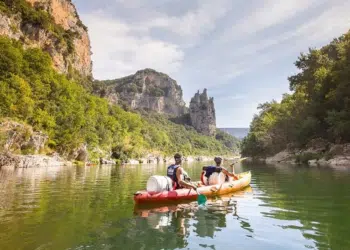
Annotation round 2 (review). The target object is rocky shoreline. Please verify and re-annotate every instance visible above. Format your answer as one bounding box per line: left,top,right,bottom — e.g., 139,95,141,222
0,108,238,169
244,142,350,168
0,153,240,169
0,153,73,169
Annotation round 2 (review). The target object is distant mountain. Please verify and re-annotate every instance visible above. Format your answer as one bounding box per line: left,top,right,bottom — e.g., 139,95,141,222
218,128,249,139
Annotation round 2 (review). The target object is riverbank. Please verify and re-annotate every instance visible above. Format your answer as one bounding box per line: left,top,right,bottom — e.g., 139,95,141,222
0,152,241,168
0,119,240,168
0,153,73,168
244,143,350,168
126,155,241,165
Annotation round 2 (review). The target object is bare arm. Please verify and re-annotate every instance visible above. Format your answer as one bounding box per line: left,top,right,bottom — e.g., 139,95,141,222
221,168,235,177
229,163,236,174
177,167,197,189
222,167,239,180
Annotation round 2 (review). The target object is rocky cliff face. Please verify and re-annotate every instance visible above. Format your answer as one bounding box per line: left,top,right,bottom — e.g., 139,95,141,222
0,0,92,77
0,119,48,154
100,69,188,116
189,89,216,136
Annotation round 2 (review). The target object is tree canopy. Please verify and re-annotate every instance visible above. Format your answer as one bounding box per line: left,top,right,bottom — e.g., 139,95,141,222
0,36,238,160
241,30,350,158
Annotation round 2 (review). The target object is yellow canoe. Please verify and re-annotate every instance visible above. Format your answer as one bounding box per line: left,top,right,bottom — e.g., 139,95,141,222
134,171,252,204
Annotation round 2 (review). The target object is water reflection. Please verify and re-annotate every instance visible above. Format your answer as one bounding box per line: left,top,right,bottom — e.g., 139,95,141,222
134,187,254,241
249,163,350,250
0,162,350,249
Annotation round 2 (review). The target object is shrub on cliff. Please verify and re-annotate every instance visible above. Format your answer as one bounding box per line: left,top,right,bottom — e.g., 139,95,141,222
0,0,77,54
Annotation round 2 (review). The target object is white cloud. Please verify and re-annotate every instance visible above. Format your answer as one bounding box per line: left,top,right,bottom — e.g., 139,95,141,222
220,0,322,43
145,0,231,38
80,0,232,79
114,0,143,9
82,13,184,79
209,0,350,82
217,94,247,101
74,0,350,126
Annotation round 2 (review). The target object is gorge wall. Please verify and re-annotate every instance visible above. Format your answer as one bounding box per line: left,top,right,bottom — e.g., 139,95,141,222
189,89,216,136
96,68,188,116
0,0,92,77
96,69,219,136
0,0,238,167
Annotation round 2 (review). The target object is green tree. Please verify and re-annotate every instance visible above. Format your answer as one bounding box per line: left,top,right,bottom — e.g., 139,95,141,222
242,29,350,157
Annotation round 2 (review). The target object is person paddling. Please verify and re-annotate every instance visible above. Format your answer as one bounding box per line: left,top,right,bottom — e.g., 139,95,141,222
167,153,198,190
214,157,239,180
201,157,238,185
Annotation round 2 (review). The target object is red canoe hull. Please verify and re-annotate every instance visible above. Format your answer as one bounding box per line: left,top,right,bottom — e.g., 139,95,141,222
134,171,251,204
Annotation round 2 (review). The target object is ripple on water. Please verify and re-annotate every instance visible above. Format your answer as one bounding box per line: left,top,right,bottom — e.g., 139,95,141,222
0,163,350,250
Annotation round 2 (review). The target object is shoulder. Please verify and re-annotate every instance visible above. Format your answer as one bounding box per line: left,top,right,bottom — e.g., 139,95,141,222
176,166,183,172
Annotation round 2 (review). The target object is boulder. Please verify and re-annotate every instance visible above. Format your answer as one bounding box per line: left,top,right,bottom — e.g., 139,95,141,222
128,159,140,165
327,156,350,167
0,153,71,168
317,158,329,167
305,138,329,153
99,158,115,164
21,131,48,154
69,144,88,162
0,153,20,168
0,119,48,154
266,150,295,164
329,143,350,156
308,159,318,166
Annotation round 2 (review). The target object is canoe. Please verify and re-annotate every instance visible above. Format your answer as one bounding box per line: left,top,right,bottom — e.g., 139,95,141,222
134,171,251,204
134,186,253,216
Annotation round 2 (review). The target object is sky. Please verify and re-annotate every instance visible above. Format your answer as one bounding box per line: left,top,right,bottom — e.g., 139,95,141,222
72,0,350,128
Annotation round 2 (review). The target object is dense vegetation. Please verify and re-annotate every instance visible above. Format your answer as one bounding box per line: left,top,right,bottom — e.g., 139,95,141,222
242,30,350,158
0,0,81,54
139,111,240,156
94,70,181,97
0,36,238,160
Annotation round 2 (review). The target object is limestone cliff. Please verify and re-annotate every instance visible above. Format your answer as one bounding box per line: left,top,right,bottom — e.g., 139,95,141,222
0,119,48,155
0,0,92,77
189,89,216,136
98,69,188,116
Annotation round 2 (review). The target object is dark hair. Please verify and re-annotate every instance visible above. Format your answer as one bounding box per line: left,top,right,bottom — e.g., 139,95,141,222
174,153,182,159
214,157,222,163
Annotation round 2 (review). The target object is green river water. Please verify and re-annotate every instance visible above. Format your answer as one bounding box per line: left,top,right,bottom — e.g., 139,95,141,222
0,162,350,250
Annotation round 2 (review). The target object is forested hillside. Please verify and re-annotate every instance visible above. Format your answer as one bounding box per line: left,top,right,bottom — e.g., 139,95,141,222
242,30,350,158
0,36,239,160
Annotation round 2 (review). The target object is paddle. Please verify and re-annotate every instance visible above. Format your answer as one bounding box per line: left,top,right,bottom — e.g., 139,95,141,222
230,157,247,180
195,188,207,205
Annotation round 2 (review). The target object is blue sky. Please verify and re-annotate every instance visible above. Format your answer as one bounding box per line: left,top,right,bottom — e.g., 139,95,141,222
72,0,350,127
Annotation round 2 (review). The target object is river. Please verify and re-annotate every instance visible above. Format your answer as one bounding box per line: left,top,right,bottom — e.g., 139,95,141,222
0,162,350,250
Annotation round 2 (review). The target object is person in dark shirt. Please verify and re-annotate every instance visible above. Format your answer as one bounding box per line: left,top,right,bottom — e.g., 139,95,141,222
214,157,238,180
201,157,239,185
167,153,198,190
